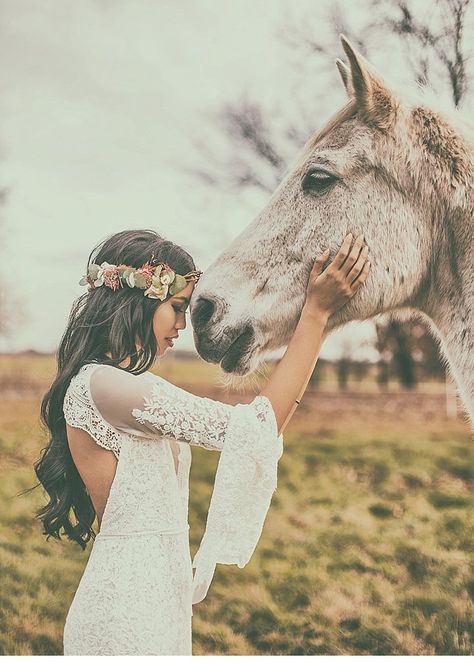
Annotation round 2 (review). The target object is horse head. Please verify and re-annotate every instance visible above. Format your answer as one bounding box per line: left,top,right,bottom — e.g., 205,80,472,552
191,36,466,375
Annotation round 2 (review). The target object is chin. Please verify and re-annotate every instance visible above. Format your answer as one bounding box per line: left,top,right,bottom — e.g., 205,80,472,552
219,344,261,376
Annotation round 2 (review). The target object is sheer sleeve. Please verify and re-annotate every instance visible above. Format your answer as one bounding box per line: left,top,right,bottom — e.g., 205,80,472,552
89,365,234,451
89,364,284,604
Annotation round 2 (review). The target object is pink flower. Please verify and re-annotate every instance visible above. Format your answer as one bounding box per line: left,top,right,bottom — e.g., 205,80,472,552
102,267,120,291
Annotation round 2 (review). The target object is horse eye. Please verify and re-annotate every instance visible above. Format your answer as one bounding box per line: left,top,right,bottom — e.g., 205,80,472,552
302,169,338,194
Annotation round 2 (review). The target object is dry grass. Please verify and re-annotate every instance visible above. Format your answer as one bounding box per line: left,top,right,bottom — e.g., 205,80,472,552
0,354,472,655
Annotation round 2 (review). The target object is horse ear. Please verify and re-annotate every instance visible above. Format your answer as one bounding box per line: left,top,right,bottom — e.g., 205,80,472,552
335,59,353,96
339,34,397,130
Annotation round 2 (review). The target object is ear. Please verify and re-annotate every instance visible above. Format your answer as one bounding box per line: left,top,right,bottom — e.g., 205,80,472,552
335,58,353,96
339,34,397,130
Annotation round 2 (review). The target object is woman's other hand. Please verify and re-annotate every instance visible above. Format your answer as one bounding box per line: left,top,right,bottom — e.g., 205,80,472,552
305,233,371,318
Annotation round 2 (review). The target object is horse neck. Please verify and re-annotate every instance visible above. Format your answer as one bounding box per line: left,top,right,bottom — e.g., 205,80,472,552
422,187,474,425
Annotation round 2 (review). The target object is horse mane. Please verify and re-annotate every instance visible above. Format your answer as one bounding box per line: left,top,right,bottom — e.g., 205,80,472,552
306,100,358,150
403,86,473,190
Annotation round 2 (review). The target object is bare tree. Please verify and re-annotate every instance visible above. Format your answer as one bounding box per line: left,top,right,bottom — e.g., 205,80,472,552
375,319,417,389
195,0,472,195
379,0,471,107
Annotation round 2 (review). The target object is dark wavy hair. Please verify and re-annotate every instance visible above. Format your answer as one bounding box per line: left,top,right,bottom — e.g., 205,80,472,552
26,230,196,550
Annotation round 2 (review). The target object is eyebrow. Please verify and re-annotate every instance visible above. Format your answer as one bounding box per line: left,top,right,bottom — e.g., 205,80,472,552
173,296,190,304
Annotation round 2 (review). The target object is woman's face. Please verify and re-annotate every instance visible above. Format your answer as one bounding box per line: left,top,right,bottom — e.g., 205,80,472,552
153,281,195,357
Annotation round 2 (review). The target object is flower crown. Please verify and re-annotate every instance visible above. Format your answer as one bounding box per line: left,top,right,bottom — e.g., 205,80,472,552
79,260,202,300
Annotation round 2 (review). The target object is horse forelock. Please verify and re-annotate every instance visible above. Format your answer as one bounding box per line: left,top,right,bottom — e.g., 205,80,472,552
305,101,358,152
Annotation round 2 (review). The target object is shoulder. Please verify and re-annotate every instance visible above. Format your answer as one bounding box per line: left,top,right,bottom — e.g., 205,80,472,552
88,364,178,407
70,363,190,406
64,363,129,407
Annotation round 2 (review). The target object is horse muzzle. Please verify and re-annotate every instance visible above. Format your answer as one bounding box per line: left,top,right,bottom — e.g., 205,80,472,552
191,296,257,374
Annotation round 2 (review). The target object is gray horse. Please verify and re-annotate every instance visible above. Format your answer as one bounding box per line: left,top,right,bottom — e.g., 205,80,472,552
191,36,473,425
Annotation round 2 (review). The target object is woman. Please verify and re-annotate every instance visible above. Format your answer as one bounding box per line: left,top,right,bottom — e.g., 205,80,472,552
34,229,370,655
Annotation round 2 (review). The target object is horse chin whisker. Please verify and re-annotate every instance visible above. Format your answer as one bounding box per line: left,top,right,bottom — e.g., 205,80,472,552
215,370,249,393
214,346,263,393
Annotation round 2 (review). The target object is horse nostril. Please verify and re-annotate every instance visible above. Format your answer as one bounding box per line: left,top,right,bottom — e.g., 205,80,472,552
192,296,216,330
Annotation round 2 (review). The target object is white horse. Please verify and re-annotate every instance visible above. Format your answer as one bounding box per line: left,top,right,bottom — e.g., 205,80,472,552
190,36,474,425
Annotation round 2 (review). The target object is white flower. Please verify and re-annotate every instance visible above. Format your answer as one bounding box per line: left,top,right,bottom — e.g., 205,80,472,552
144,283,169,300
95,261,115,287
160,269,175,285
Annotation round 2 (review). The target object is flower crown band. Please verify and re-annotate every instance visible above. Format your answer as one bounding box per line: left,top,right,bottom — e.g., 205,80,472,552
79,261,202,300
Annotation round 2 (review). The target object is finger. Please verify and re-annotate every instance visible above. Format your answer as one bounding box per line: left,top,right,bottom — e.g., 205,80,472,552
341,234,365,275
346,245,369,282
351,260,371,289
331,234,354,270
310,248,330,275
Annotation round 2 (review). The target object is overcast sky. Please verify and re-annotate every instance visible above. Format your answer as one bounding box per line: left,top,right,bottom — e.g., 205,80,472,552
3,0,465,361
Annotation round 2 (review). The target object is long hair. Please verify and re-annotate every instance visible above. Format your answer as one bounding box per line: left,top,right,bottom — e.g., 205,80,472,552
28,230,196,550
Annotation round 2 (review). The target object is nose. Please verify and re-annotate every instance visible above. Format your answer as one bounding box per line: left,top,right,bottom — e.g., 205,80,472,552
191,295,219,334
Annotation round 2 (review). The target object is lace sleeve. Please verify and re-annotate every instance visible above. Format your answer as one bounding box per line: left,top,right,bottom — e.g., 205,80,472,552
89,365,234,451
191,395,284,604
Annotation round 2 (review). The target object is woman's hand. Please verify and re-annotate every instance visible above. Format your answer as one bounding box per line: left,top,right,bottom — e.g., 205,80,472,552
305,233,371,317
260,232,370,434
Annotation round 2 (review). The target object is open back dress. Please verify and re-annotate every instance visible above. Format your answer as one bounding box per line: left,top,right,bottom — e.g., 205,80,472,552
62,362,283,655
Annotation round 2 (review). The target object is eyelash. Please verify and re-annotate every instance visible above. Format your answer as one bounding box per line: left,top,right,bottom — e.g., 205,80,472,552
173,306,188,316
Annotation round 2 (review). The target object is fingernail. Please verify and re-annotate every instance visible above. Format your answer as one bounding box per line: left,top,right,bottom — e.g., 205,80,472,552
347,233,353,239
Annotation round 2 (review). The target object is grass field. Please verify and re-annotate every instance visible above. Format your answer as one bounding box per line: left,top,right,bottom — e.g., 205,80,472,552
0,353,472,655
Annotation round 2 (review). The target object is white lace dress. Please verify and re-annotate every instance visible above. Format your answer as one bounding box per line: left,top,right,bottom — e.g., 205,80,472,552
62,363,283,656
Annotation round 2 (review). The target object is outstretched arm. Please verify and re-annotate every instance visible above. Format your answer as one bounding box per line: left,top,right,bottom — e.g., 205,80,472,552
90,365,235,451
260,233,370,435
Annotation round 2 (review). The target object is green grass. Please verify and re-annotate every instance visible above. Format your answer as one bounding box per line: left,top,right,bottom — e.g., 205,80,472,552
0,354,472,655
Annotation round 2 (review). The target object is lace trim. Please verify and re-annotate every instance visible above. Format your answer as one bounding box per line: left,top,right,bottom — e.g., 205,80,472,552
131,375,231,450
191,395,283,604
63,363,122,458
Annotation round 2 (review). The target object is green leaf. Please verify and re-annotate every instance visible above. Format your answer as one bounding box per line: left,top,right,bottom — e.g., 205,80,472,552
169,274,187,295
88,264,100,280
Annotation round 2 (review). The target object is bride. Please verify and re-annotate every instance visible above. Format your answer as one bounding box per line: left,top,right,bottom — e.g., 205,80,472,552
33,228,370,655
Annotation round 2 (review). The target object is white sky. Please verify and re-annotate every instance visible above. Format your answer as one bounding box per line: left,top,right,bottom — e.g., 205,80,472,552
4,0,456,362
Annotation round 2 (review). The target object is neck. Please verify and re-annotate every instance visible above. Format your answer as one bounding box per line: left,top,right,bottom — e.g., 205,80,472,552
428,304,474,427
104,352,135,369
419,203,474,426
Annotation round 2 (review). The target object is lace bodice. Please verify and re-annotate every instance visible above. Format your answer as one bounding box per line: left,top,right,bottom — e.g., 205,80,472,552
63,362,283,607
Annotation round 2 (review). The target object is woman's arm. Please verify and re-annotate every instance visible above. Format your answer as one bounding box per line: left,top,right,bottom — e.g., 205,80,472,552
88,234,369,447
260,306,329,436
260,233,370,436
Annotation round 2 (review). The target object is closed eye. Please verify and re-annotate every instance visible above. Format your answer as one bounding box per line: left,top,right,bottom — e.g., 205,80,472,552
173,306,188,315
302,168,339,195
